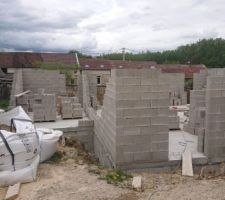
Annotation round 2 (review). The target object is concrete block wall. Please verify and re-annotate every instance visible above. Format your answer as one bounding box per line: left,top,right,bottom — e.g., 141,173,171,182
77,71,83,105
16,94,29,113
50,119,94,153
168,109,180,130
188,73,225,159
193,68,225,91
113,69,169,167
83,69,170,169
83,71,186,107
208,68,225,76
82,72,91,111
185,68,225,159
85,70,111,106
184,89,206,152
205,75,225,161
160,73,186,105
61,101,73,119
188,90,206,134
9,69,24,107
82,71,116,166
33,90,57,122
61,97,83,119
23,69,66,95
193,69,208,90
86,72,98,109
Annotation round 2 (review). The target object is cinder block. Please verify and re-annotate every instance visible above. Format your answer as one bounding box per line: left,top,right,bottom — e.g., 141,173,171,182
78,120,94,127
151,141,168,151
133,151,152,161
151,151,168,162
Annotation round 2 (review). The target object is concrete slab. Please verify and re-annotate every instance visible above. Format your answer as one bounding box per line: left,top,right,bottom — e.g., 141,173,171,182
169,130,206,161
35,118,80,129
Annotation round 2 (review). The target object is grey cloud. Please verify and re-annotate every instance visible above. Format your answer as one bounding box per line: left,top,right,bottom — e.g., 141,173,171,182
0,0,225,53
0,0,91,33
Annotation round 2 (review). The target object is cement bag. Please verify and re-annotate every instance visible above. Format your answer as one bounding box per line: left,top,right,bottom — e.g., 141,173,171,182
0,130,39,171
0,155,40,186
37,128,63,162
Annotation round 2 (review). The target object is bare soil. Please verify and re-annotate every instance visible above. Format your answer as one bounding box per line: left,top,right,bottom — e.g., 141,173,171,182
1,145,225,200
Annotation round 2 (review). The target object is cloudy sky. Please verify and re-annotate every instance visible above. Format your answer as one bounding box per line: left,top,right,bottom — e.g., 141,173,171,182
0,0,225,54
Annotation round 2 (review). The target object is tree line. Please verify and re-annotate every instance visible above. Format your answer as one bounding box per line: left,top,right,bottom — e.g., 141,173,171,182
97,38,225,68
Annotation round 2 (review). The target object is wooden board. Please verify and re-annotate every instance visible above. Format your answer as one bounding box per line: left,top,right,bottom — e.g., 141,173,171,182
182,150,194,176
5,183,20,200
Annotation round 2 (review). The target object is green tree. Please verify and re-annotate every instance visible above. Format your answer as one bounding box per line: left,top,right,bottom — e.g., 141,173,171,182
99,38,225,68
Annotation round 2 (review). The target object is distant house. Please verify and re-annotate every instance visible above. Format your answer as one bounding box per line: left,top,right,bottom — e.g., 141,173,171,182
0,52,42,73
79,58,205,84
0,52,205,77
0,52,206,103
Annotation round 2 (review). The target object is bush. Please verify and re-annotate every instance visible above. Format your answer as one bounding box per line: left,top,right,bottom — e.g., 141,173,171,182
104,170,132,184
0,99,9,110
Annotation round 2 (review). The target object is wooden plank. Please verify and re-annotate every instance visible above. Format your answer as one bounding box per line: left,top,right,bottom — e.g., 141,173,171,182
182,150,194,176
5,183,21,200
15,90,31,98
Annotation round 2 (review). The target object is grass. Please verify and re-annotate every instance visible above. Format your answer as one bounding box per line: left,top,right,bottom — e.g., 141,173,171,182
104,170,133,185
48,151,64,163
88,165,133,186
0,99,9,110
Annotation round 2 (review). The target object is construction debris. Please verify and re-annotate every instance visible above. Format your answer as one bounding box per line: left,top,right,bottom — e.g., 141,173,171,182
182,150,193,176
132,176,143,192
5,183,20,200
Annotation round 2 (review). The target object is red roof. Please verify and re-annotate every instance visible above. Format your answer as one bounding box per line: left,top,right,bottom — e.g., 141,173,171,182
157,64,206,78
0,52,74,68
0,53,14,68
80,59,206,78
41,53,76,65
0,52,42,68
79,58,157,70
0,52,206,78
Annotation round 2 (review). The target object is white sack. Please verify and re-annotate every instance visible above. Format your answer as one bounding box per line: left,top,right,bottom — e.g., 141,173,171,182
0,130,39,171
0,106,31,126
0,155,40,186
13,119,36,134
0,106,63,186
37,128,63,163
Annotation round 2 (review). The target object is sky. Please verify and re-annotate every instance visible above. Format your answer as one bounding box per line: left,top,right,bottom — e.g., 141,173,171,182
0,0,225,54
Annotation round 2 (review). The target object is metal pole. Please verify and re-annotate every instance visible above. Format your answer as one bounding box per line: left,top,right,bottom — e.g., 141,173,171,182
75,53,80,66
122,48,125,61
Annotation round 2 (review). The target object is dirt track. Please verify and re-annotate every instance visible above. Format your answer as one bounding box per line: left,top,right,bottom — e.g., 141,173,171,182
1,144,225,200
1,160,225,200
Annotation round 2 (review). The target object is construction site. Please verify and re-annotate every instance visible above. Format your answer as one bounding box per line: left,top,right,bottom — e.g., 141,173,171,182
1,52,225,200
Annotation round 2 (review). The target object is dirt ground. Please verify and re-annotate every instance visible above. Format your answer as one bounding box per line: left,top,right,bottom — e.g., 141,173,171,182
1,146,225,200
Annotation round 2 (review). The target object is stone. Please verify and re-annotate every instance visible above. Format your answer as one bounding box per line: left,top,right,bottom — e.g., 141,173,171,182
132,176,143,192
